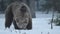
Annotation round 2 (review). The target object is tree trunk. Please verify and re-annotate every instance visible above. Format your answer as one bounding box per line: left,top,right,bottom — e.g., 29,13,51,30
0,0,3,13
37,0,39,10
51,10,54,29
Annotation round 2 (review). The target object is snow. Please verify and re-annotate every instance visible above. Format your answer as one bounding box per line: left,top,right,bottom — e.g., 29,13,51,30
0,11,60,34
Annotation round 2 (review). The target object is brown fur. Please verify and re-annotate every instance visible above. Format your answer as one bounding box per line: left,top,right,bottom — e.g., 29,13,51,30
5,1,32,30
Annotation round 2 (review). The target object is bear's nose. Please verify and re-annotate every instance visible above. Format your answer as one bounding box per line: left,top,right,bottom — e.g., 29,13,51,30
16,19,19,22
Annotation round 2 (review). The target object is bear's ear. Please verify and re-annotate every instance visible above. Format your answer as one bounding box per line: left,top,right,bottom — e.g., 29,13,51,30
20,6,27,12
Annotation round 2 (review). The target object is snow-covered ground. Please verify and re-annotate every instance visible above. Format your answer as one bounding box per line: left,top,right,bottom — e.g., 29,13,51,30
0,11,60,34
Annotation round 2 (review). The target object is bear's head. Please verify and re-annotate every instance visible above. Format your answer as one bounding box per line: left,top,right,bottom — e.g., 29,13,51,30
14,5,29,29
15,16,29,29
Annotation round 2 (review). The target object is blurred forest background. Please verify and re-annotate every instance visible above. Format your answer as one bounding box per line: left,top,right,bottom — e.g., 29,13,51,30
0,0,60,29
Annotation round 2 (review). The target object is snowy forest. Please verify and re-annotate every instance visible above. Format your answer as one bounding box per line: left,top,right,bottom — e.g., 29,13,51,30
0,0,60,34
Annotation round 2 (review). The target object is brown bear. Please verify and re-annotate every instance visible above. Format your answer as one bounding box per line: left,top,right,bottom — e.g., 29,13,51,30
5,1,32,30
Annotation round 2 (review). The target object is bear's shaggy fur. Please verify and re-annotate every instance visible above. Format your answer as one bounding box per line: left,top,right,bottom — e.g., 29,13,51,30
5,1,32,30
